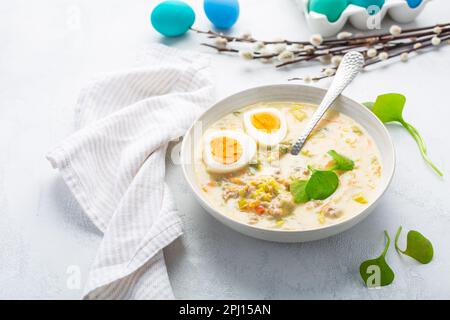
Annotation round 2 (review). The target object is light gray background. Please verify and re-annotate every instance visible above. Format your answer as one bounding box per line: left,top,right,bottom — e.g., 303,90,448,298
1,0,449,299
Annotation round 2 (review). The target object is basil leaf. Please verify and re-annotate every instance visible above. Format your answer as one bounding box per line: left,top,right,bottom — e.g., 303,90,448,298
290,180,310,204
327,150,354,171
360,231,395,288
395,227,434,264
305,170,339,200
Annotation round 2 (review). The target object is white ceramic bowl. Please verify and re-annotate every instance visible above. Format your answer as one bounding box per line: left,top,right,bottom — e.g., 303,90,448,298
181,84,395,243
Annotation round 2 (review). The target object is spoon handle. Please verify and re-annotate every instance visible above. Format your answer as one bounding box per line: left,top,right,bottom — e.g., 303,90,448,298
290,51,365,156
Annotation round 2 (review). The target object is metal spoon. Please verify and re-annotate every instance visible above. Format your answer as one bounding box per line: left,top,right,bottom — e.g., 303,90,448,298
290,51,365,156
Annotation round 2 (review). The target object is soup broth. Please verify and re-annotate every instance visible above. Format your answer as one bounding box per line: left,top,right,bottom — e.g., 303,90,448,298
194,101,382,230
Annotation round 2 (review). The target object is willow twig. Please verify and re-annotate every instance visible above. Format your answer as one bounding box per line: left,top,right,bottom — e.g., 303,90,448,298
192,23,450,82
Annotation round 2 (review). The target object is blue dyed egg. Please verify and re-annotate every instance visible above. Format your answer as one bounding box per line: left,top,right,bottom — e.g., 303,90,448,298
308,0,348,23
204,0,240,29
406,0,422,8
151,0,195,37
349,0,385,9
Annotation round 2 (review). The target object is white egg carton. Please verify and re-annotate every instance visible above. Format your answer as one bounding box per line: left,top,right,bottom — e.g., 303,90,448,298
298,0,432,36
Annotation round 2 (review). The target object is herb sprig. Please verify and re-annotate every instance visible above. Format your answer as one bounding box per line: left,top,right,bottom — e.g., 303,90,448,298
360,231,395,288
327,150,355,171
395,226,434,264
305,170,339,200
360,228,435,288
364,93,443,177
290,150,353,203
290,180,309,203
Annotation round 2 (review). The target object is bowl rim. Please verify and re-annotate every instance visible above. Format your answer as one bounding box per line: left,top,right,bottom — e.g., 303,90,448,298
180,84,396,234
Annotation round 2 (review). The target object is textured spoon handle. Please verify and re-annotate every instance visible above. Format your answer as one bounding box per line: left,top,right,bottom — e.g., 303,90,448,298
290,51,365,156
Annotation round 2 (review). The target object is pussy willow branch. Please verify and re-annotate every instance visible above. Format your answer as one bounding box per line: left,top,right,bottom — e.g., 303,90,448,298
192,23,450,82
191,23,450,46
288,32,450,82
322,22,450,45
278,29,450,68
191,27,310,45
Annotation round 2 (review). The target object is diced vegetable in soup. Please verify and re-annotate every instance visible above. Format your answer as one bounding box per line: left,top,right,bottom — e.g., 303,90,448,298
194,102,382,230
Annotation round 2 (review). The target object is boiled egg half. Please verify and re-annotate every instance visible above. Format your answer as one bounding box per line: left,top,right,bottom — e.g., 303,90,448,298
243,108,287,147
203,130,257,173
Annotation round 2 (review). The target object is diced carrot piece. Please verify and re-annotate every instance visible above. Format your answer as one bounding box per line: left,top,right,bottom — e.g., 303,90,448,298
229,177,244,185
255,205,265,215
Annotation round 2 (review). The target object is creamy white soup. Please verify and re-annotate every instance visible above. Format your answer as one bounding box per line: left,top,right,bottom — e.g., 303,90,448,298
194,102,382,230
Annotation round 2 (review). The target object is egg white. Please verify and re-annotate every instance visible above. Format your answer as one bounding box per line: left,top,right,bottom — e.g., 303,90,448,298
202,130,257,174
243,108,287,147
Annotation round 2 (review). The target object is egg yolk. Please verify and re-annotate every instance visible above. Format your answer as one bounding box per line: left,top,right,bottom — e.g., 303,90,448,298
251,112,281,133
210,136,243,165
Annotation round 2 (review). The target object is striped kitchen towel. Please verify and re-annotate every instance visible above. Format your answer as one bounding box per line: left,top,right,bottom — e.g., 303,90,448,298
47,44,213,299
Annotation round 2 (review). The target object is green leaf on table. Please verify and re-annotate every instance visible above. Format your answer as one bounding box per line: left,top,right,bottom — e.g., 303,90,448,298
290,180,310,204
372,93,406,123
327,150,354,171
395,227,434,264
365,93,443,177
305,170,339,200
360,231,395,288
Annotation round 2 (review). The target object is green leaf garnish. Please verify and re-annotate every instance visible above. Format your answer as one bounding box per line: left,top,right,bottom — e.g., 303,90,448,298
278,143,291,155
327,150,354,171
289,151,351,202
290,180,310,203
365,93,443,177
289,149,355,202
394,226,434,264
360,231,395,288
362,101,374,109
305,170,339,200
249,159,261,171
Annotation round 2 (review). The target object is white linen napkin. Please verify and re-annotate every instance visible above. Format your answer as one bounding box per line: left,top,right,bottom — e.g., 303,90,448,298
47,44,213,299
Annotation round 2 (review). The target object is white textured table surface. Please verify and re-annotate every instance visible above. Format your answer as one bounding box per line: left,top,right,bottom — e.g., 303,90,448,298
1,0,449,299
